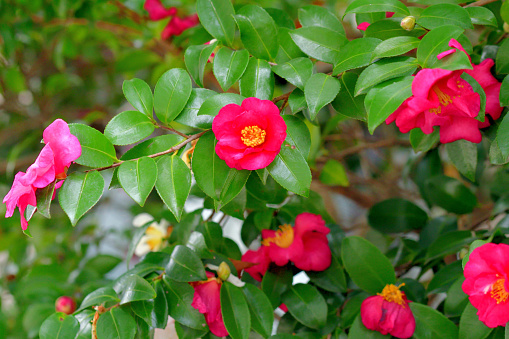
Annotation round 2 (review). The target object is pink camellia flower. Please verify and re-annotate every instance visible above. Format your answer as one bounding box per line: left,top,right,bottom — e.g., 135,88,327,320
161,14,199,39
144,0,176,21
212,97,287,171
42,119,81,179
191,272,228,336
3,172,37,231
361,283,415,338
241,246,271,282
462,243,509,328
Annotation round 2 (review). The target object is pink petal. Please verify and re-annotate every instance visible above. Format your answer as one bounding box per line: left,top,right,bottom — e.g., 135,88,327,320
144,0,176,21
20,145,55,188
43,119,81,177
437,49,456,60
439,116,482,143
361,295,386,333
357,22,370,31
293,213,329,238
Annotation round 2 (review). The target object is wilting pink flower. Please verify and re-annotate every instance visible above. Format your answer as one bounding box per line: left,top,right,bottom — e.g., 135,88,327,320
161,14,199,39
3,172,36,231
42,119,81,179
241,246,271,282
212,97,287,170
144,0,176,21
361,284,415,338
191,273,228,336
462,243,509,328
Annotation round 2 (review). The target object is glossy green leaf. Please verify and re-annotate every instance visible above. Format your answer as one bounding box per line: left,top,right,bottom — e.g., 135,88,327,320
151,281,168,329
175,88,215,129
276,27,307,63
261,268,293,308
267,141,312,197
36,181,55,218
154,68,192,125
96,307,136,339
120,134,184,160
333,38,380,75
320,160,349,187
365,19,427,40
288,88,307,113
68,123,118,168
500,75,509,107
298,5,345,35
185,41,218,87
234,5,278,61
417,25,464,69
165,245,207,282
410,129,440,153
290,26,348,64
118,157,157,206
372,36,420,60
122,78,153,117
197,93,244,116
243,283,274,338
104,111,154,146
355,57,417,95
221,282,251,339
239,58,274,100
162,276,207,329
341,236,396,294
40,313,79,339
118,275,156,304
461,74,485,123
305,73,341,119
79,287,120,311
331,72,367,121
368,198,428,233
272,58,313,90
130,300,153,326
155,155,191,221
344,0,409,16
425,175,477,214
59,171,104,226
459,303,493,339
466,7,497,27
196,0,236,46
307,256,347,293
417,4,472,30
426,230,476,261
266,8,295,29
348,315,389,339
497,39,509,75
283,115,311,159
497,112,509,159
282,284,327,329
174,323,208,339
186,232,214,259
410,303,458,339
213,48,249,91
445,140,478,182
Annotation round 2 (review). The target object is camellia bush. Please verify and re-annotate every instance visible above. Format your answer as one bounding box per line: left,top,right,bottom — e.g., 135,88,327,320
3,0,509,338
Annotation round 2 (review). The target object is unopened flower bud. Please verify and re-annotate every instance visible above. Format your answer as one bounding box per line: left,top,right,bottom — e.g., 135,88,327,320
458,248,469,260
504,22,509,33
217,262,231,281
55,296,76,315
400,16,416,31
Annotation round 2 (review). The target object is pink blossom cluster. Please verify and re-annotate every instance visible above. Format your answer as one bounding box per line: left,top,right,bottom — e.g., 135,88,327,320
144,0,199,40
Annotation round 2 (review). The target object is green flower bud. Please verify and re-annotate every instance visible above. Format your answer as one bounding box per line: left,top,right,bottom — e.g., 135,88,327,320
504,22,509,33
400,16,416,31
217,261,231,281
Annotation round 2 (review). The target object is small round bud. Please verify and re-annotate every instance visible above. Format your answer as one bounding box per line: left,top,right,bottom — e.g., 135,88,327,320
458,248,469,260
55,296,76,315
217,262,231,282
400,16,416,31
504,22,509,33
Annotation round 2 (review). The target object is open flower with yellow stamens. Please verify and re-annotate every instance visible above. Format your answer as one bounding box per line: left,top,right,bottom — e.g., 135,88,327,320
133,213,172,257
463,243,509,328
361,283,415,338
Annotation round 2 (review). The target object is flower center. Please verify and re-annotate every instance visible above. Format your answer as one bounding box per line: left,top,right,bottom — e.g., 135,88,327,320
241,126,266,147
377,283,406,306
429,85,454,115
261,224,294,248
491,279,509,304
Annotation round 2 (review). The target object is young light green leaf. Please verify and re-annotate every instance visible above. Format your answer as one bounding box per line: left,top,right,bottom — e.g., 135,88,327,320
355,57,417,95
332,38,381,75
68,124,118,168
372,36,420,60
154,68,192,125
239,58,274,100
305,73,341,119
118,156,157,206
272,57,313,90
320,159,349,186
417,4,473,30
122,78,153,117
196,0,236,46
213,48,250,91
185,42,218,87
165,245,207,282
298,5,345,35
290,26,348,64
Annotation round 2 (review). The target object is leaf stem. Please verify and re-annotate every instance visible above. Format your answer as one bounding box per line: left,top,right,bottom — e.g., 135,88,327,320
157,123,191,139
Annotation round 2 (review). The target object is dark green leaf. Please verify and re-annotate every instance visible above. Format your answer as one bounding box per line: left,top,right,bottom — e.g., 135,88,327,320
444,277,468,317
213,48,250,91
333,38,380,75
331,73,367,121
197,93,244,116
165,245,207,282
221,282,251,339
365,19,427,40
79,287,120,311
118,157,157,206
466,7,498,27
154,68,192,125
355,57,417,95
459,303,493,339
36,181,55,218
417,4,473,30
424,175,477,214
196,0,236,46
186,232,214,259
282,284,327,329
276,27,307,63
40,313,79,339
320,160,349,187
151,281,168,329
266,8,295,29
243,283,274,337
445,140,478,182
122,78,154,117
156,155,191,221
307,256,347,293
239,58,274,100
68,124,118,168
344,0,409,16
426,230,476,261
130,300,153,326
410,303,458,339
498,39,509,74
174,322,208,338
372,36,420,60
410,129,440,153
118,275,156,304
185,42,218,88
368,198,428,233
96,307,137,339
348,315,389,339
427,261,463,294
290,27,348,64
288,88,307,113
104,111,154,146
500,75,509,107
175,88,215,129
272,58,313,90
283,115,311,159
298,5,345,35
417,25,464,69
261,268,293,308
305,73,341,119
461,73,485,122
497,111,509,158
163,276,207,329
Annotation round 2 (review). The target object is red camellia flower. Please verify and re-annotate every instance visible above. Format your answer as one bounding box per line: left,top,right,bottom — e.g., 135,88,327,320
191,272,228,336
361,283,415,338
144,0,176,21
212,97,287,170
161,14,199,40
462,243,509,328
241,213,331,280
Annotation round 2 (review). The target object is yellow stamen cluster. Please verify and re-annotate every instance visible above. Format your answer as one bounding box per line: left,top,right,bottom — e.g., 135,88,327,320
241,126,266,147
491,279,509,304
378,283,406,306
262,224,294,248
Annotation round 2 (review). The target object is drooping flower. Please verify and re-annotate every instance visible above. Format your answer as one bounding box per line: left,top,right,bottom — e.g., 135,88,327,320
42,119,82,178
212,97,287,170
144,0,176,21
361,284,416,338
462,243,509,328
3,172,37,231
162,14,199,39
191,272,229,336
133,214,172,257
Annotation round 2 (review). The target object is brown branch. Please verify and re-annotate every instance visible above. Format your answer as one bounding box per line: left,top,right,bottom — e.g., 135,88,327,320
464,0,499,7
158,124,190,139
85,130,208,172
326,138,411,161
272,91,293,104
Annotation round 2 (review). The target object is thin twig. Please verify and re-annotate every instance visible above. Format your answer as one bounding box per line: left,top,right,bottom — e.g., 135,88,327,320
158,124,190,139
464,0,498,7
272,91,293,104
85,130,208,172
326,139,411,160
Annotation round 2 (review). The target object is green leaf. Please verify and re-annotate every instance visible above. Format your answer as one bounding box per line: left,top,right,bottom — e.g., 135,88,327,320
234,5,278,61
305,73,341,119
186,231,214,259
239,58,274,100
368,198,428,233
307,256,347,293
355,57,417,95
466,7,498,27
444,277,468,317
267,141,312,197
120,134,184,160
174,323,208,339
365,19,427,40
197,93,244,116
445,140,478,182
185,42,218,88
68,123,117,168
36,181,55,218
410,129,440,153
175,88,215,129
417,4,473,30
104,111,155,146
122,79,153,117
275,27,307,64
118,275,157,304
196,0,236,46
497,112,509,159
79,287,120,311
282,284,327,329
298,5,345,35
341,236,396,294
154,68,192,125
96,307,136,339
332,38,380,75
243,283,274,338
266,8,295,29
283,115,311,159
272,57,313,90
459,303,493,339
500,75,509,107
427,261,463,294
221,282,251,339
410,303,459,339
261,268,293,308
348,314,389,339
417,25,464,69
192,131,250,205
130,300,153,326
165,245,207,282
162,276,207,329
118,157,157,206
151,281,168,329
461,73,486,123
425,175,477,214
331,73,367,121
498,39,509,75
40,313,80,339
426,230,476,261
344,0,409,16
372,36,420,60
288,88,307,113
59,171,104,226
290,26,348,64
213,48,250,91
366,76,413,134
126,222,150,268
320,160,349,186
155,155,191,221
